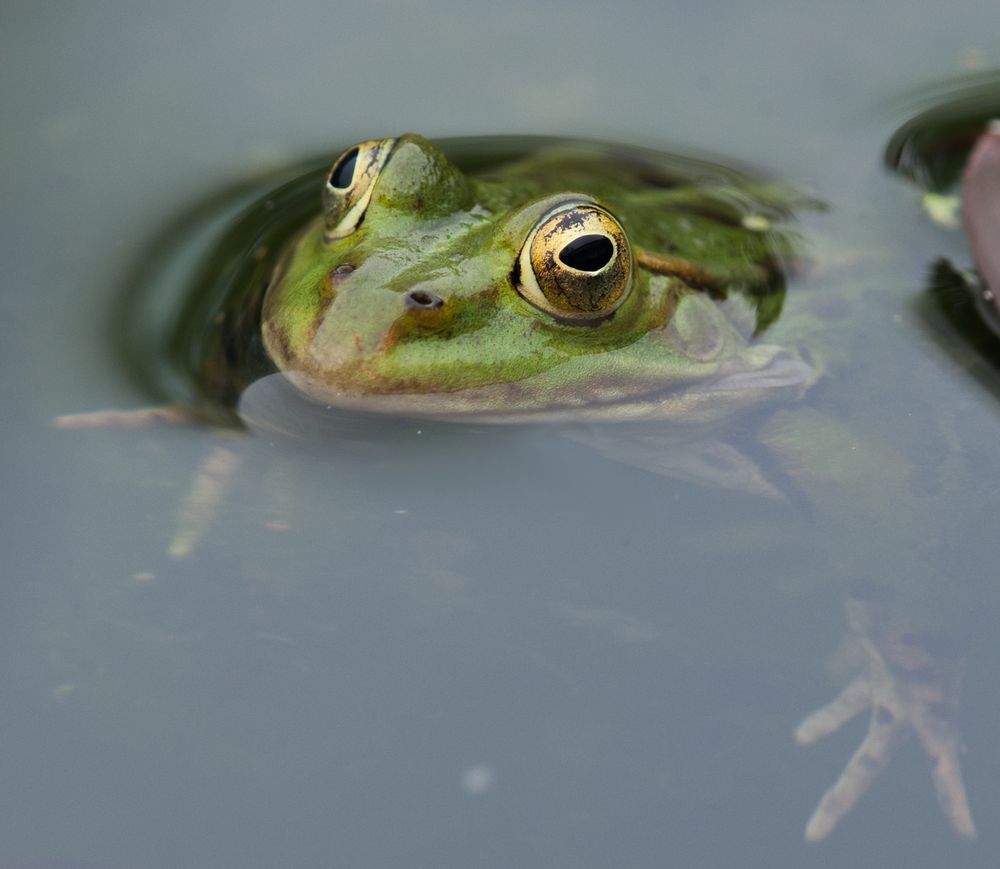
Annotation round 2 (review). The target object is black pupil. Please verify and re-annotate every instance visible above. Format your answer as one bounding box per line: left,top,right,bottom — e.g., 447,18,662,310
559,234,614,272
330,148,359,189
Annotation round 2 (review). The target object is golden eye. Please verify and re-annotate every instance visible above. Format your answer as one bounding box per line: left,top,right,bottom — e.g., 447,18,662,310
515,202,633,322
323,138,396,239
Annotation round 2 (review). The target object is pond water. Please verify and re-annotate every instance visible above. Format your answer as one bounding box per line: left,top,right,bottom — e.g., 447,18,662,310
4,2,1000,868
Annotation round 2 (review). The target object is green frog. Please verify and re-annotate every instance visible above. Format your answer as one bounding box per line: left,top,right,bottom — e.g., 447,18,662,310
260,135,808,425
260,134,981,843
58,134,985,843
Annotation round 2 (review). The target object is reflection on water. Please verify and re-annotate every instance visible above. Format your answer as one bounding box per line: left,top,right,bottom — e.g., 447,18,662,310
884,71,1000,393
885,70,1000,191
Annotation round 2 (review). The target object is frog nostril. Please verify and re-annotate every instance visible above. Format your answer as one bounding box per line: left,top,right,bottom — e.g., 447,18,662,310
404,289,444,310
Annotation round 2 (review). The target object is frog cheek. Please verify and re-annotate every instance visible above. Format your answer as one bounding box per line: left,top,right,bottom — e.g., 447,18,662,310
664,294,726,362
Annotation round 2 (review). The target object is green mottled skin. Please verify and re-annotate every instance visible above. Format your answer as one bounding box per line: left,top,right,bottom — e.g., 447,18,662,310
263,135,808,422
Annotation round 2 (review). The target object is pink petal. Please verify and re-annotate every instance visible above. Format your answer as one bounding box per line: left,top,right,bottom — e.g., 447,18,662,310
962,121,1000,314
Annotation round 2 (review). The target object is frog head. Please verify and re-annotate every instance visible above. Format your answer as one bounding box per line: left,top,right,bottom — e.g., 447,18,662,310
262,134,811,422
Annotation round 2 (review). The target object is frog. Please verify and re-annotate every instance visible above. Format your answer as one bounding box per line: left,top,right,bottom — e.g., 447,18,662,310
57,133,986,843
260,135,808,425
259,134,986,842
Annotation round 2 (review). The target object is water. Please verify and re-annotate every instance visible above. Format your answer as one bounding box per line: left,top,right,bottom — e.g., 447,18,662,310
4,2,1000,867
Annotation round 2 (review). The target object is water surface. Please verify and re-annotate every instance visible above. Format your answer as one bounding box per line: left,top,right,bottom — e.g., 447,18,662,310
3,3,1000,867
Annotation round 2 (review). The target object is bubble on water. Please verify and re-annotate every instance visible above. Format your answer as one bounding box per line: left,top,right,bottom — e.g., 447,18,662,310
460,764,496,795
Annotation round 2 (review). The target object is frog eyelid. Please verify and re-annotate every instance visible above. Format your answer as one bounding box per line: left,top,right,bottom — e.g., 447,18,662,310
323,138,397,240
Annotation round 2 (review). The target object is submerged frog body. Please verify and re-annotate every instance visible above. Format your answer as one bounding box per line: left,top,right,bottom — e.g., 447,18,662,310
59,134,982,843
258,135,977,841
795,586,974,842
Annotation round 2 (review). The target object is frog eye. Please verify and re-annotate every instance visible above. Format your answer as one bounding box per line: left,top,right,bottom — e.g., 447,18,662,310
323,138,396,240
515,202,633,323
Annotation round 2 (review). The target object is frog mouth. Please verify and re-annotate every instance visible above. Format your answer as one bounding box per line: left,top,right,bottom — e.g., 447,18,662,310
691,348,814,396
268,344,813,426
570,345,815,424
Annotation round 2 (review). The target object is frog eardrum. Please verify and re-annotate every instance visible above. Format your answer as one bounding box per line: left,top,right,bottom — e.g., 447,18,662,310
515,201,633,323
